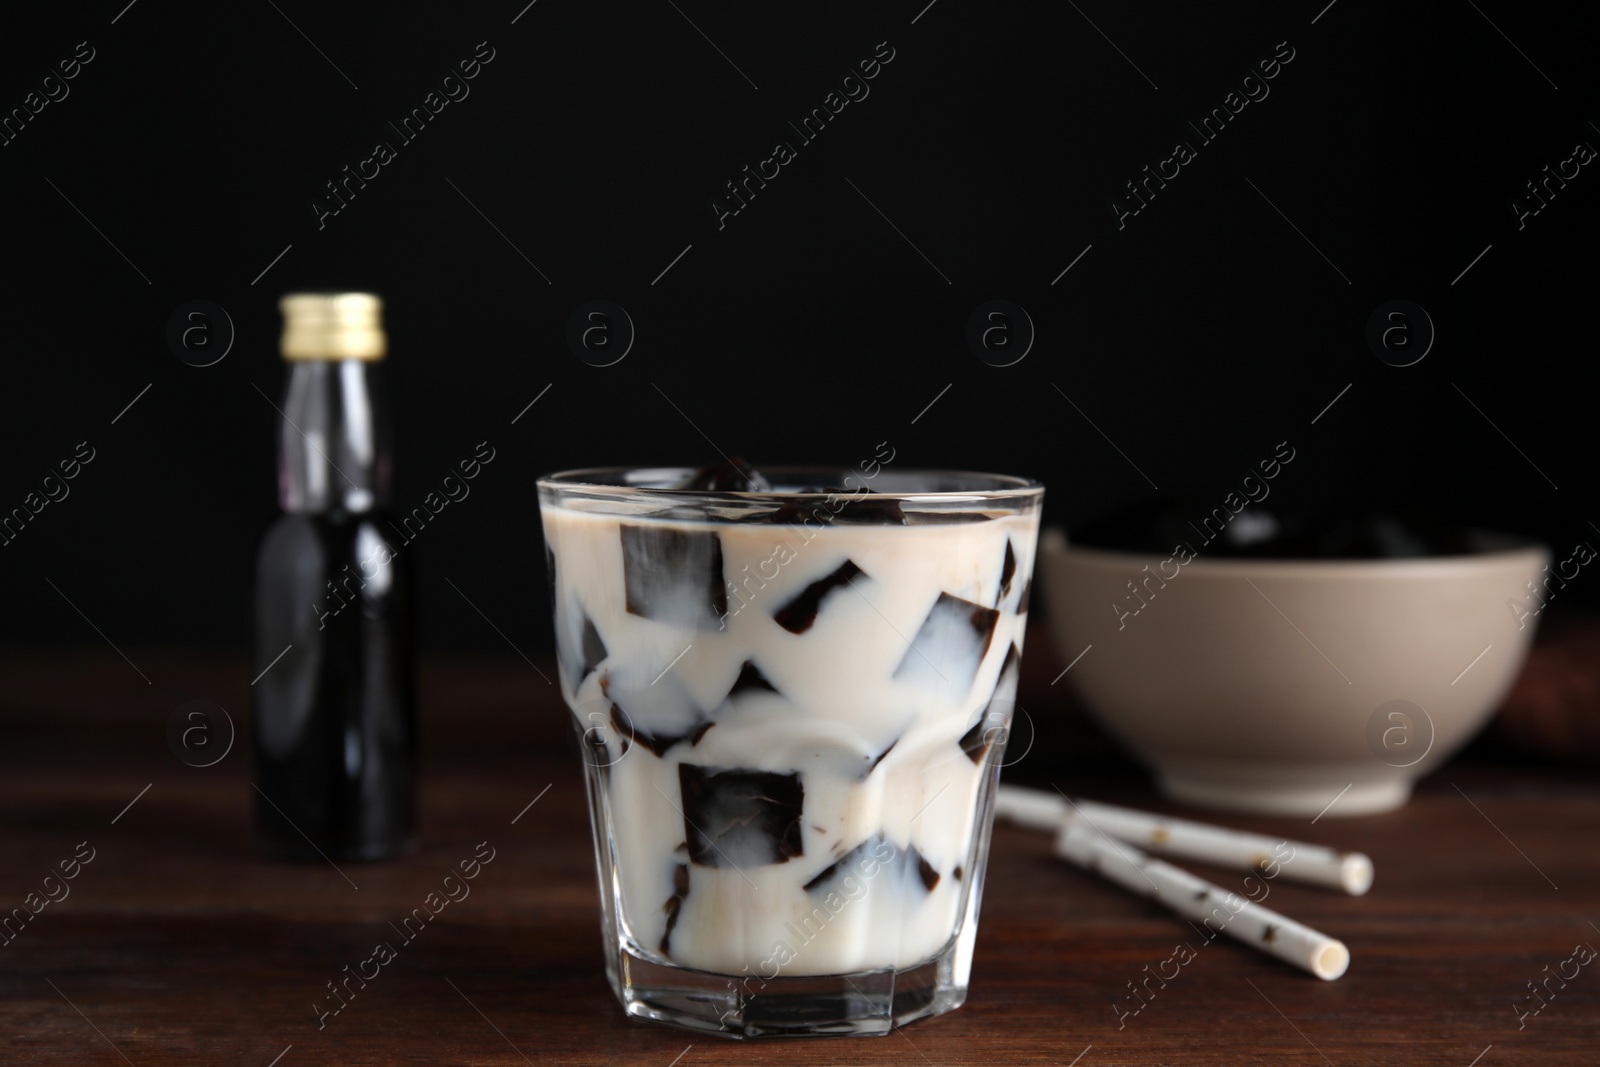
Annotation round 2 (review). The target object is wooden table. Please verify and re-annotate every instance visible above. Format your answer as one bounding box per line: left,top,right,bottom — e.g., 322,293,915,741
2,646,1596,1065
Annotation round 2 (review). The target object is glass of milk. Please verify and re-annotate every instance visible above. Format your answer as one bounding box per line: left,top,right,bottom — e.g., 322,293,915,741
538,466,1043,1037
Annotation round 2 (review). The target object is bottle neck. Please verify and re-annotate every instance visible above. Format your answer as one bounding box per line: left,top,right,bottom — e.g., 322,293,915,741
278,360,390,514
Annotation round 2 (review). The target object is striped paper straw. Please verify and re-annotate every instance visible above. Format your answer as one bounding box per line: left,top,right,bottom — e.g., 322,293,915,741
1055,820,1351,980
995,785,1374,895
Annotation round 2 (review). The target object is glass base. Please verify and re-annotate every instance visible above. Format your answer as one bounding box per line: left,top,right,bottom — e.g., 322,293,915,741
611,941,968,1038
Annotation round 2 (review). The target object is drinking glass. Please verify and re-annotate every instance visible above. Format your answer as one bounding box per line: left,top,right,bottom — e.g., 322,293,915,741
538,467,1043,1037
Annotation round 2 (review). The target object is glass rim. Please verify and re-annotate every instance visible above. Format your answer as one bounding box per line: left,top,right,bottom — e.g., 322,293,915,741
536,465,1044,505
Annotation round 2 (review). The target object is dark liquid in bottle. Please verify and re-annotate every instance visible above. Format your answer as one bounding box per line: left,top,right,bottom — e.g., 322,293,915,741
253,512,414,861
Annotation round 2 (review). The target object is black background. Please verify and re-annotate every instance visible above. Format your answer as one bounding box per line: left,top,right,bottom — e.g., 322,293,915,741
1,0,1594,658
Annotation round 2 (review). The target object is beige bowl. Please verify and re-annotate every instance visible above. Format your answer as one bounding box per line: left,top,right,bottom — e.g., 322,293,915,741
1038,529,1549,816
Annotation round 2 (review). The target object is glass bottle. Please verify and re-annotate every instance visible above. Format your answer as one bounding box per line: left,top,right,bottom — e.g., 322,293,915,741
252,293,415,862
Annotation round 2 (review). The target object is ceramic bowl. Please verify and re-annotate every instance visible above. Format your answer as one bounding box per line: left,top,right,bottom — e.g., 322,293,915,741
1038,529,1549,816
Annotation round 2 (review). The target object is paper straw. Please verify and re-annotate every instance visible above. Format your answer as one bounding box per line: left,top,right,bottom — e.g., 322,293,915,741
1055,821,1351,981
995,785,1374,896
993,782,1071,832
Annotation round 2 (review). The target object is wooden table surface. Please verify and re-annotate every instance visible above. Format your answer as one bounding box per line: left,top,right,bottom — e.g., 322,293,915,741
2,645,1596,1066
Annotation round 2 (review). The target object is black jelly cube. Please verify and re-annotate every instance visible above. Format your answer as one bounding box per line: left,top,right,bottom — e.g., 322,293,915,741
960,643,1020,764
803,834,939,899
894,592,1000,694
660,862,690,956
772,560,865,634
557,606,608,691
580,617,608,678
621,523,728,631
996,540,1017,606
959,715,1000,764
678,764,804,868
677,457,772,492
609,702,710,758
726,659,779,699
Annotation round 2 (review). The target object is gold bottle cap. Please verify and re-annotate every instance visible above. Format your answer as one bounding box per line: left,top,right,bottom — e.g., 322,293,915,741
279,292,387,360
